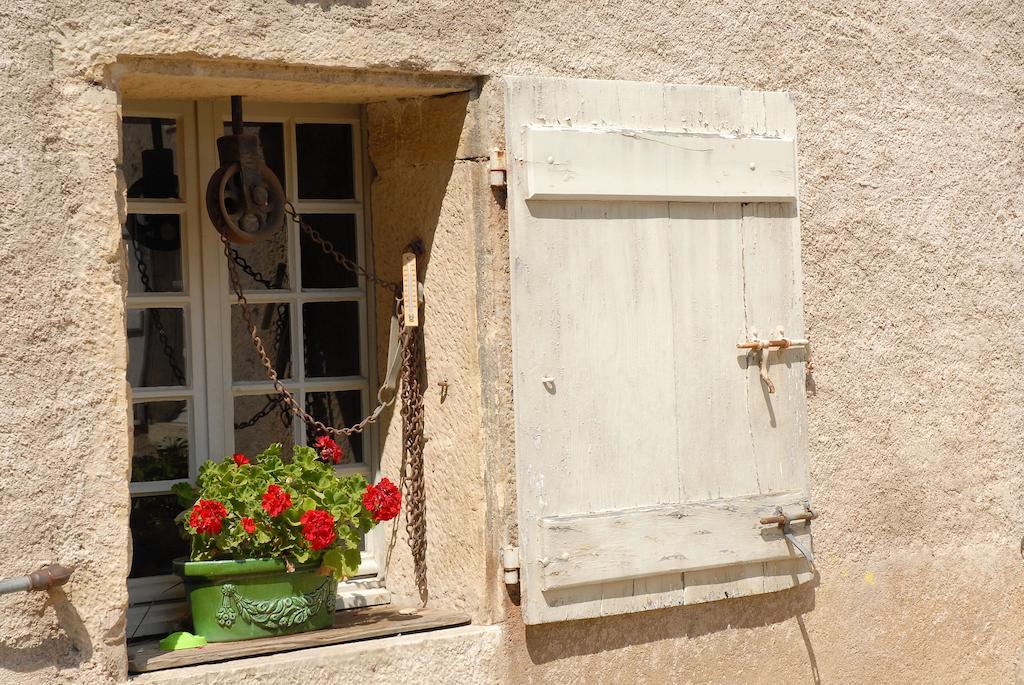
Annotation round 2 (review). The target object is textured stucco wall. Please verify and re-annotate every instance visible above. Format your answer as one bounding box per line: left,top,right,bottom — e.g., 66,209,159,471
0,0,1022,683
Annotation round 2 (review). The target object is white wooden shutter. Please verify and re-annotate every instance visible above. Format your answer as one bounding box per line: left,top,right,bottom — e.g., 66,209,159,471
505,76,812,625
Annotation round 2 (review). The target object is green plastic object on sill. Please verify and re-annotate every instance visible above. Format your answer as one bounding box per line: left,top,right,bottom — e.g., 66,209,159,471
159,632,208,651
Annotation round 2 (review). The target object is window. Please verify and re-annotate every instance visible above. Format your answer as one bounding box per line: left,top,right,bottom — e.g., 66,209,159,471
122,100,383,638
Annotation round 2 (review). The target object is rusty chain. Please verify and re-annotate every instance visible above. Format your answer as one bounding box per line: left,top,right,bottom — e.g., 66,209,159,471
399,300,427,601
221,205,429,598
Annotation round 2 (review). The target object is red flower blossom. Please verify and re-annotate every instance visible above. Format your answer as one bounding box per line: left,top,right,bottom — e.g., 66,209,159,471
241,517,256,534
362,478,401,522
261,484,292,517
189,499,227,535
232,453,250,466
314,435,343,465
299,509,336,550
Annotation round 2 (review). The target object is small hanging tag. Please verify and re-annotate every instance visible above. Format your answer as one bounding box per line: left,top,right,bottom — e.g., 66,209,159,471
402,252,419,328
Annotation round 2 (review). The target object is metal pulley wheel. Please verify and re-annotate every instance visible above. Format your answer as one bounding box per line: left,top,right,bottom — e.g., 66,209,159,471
206,160,285,244
205,96,287,245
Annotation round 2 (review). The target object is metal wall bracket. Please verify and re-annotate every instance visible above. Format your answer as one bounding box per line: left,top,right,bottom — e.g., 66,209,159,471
501,546,520,585
489,149,507,188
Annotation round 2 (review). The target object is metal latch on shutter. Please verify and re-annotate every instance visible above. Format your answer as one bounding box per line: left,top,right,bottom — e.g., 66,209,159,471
760,503,817,566
737,327,811,394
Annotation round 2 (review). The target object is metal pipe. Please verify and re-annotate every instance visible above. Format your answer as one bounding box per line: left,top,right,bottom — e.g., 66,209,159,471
0,565,73,596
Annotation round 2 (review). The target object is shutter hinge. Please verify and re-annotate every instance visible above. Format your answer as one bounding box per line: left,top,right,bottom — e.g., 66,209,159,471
501,546,520,585
489,149,507,188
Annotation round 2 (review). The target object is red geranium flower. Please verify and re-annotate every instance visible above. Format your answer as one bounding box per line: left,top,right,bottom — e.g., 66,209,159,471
362,478,401,522
241,517,256,534
314,435,343,465
261,484,292,517
232,453,250,466
189,499,227,535
299,509,336,550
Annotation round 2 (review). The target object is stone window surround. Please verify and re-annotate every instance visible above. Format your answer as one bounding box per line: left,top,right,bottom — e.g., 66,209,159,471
111,57,497,671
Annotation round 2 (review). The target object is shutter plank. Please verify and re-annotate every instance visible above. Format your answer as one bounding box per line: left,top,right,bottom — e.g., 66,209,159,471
539,492,811,590
524,128,797,202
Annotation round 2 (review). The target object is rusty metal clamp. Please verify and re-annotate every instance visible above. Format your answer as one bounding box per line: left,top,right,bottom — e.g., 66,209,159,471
760,503,817,567
737,328,810,394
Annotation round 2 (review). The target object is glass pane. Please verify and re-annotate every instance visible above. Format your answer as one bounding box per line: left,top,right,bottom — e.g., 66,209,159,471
132,401,190,482
296,123,354,199
127,308,187,387
124,214,183,294
231,303,292,382
300,214,358,289
234,395,294,459
303,301,360,378
223,121,286,194
227,232,289,292
305,391,362,463
129,494,189,578
122,117,180,199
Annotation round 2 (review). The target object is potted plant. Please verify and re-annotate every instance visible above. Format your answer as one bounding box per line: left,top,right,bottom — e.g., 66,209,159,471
171,437,401,642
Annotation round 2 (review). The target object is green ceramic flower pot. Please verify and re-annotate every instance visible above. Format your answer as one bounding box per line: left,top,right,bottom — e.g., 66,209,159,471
173,557,337,643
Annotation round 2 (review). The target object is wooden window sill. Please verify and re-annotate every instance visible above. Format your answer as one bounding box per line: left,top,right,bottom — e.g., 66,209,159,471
128,606,470,674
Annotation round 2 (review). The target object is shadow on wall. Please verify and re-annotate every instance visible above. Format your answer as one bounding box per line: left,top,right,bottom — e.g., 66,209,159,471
524,581,819,680
370,91,471,603
0,589,93,673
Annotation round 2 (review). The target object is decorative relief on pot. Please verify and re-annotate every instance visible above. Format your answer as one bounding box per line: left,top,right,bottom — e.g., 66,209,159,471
215,579,333,629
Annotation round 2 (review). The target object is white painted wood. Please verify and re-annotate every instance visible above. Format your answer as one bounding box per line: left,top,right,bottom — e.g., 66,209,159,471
505,76,811,625
524,128,796,202
539,492,811,590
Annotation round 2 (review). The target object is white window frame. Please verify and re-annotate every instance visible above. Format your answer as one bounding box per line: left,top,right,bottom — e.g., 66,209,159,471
124,99,387,639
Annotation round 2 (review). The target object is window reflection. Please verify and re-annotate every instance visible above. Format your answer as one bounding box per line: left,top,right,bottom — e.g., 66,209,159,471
234,395,294,460
122,117,179,199
300,214,358,289
132,401,190,482
127,308,187,387
129,494,189,578
296,123,354,199
303,301,360,378
124,214,183,294
306,391,362,463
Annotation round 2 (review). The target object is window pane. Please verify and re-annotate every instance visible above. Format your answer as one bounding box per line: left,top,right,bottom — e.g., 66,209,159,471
227,231,289,291
303,301,360,378
122,117,179,199
305,391,362,463
231,303,292,382
127,308,187,387
234,395,293,460
132,401,190,482
129,494,189,578
300,214,358,289
296,123,354,199
222,121,286,194
124,214,183,294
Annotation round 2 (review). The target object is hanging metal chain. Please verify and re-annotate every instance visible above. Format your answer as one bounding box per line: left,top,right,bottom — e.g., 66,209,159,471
399,305,427,600
129,224,187,386
220,223,410,439
221,201,428,598
285,202,400,296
